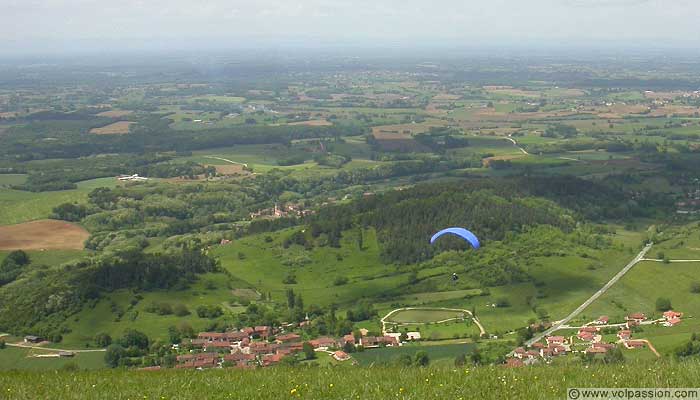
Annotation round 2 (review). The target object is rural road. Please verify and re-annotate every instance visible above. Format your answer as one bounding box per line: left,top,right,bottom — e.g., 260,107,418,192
1,332,105,353
641,258,700,263
506,134,529,155
523,242,654,347
5,342,106,353
203,156,248,168
381,307,487,338
637,339,661,358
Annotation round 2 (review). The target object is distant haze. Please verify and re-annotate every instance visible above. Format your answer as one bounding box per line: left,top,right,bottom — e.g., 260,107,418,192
3,0,700,55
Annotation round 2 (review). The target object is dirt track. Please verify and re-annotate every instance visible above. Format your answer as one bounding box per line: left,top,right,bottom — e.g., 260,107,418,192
0,219,89,250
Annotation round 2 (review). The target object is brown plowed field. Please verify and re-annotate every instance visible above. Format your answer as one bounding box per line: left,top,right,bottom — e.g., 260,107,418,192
0,219,89,250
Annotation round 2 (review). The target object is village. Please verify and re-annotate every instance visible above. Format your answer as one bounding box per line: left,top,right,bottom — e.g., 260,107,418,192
165,325,416,370
249,203,314,220
506,310,685,367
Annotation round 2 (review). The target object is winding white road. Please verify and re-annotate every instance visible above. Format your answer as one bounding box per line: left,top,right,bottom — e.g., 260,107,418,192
505,134,529,155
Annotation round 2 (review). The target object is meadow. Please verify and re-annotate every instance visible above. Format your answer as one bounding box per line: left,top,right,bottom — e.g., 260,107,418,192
0,347,105,371
3,361,700,399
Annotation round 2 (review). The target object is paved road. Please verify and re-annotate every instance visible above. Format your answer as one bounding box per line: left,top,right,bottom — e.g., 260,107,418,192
381,307,486,337
523,242,654,347
641,258,700,263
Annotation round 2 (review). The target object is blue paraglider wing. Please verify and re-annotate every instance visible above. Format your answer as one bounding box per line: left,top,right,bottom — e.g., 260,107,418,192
430,228,480,250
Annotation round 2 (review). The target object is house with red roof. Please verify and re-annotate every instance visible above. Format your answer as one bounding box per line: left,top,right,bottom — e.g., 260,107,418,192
663,317,682,327
343,334,356,345
542,344,567,358
198,332,228,342
546,336,565,345
275,333,301,344
281,342,304,353
226,331,250,342
626,313,646,323
594,316,609,325
254,326,271,339
249,342,278,355
578,331,595,342
261,353,284,367
223,353,256,364
204,341,232,351
663,311,683,320
514,347,527,359
579,326,600,334
309,337,339,349
592,342,615,350
333,351,351,361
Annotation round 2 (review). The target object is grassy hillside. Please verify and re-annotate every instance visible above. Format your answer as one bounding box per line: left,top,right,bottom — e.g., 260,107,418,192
3,362,700,399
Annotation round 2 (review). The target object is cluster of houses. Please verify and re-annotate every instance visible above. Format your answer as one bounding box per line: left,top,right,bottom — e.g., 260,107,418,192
173,326,402,370
249,203,313,220
676,198,700,215
506,311,684,367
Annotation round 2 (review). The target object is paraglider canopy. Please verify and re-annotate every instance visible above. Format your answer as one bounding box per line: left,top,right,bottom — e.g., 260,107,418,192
430,227,480,250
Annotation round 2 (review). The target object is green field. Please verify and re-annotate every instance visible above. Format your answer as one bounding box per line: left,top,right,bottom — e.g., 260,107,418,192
0,177,116,226
0,347,105,371
353,342,475,365
386,309,467,324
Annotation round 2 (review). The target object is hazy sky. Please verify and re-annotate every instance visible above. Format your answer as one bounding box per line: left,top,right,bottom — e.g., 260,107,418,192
3,0,700,54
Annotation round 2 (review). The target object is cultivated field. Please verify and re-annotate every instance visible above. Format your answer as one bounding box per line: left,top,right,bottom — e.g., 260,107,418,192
95,110,133,118
89,121,134,135
0,219,89,250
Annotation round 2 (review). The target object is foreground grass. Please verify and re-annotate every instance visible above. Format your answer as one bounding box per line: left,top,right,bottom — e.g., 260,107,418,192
2,362,700,399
